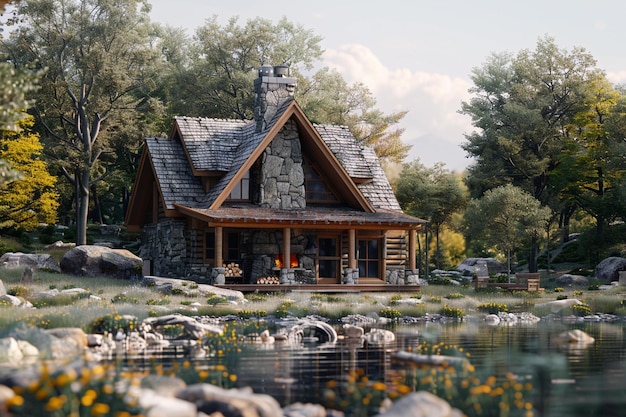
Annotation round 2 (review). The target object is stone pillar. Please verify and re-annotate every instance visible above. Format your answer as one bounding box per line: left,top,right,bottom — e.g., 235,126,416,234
405,269,420,285
279,268,295,284
343,268,359,284
211,267,226,285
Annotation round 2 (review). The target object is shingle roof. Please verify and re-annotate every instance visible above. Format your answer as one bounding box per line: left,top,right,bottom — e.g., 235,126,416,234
148,100,406,214
145,137,205,210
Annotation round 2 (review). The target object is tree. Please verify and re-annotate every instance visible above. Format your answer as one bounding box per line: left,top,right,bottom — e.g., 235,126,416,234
2,0,161,244
460,36,604,270
297,67,411,165
395,159,467,270
0,115,58,230
464,184,551,278
162,17,410,164
551,78,626,261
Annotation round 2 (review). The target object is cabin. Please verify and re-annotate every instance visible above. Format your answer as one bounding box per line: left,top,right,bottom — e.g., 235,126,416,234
125,65,427,289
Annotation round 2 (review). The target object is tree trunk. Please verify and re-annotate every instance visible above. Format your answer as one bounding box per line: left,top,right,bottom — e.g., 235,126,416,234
76,169,90,246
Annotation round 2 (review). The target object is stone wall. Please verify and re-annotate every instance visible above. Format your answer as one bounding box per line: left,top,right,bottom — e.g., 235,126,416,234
260,120,306,209
140,219,187,278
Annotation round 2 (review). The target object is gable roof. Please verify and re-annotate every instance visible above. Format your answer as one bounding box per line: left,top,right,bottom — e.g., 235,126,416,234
126,97,423,229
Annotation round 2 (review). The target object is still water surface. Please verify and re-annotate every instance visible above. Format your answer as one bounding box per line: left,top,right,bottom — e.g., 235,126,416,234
142,320,626,417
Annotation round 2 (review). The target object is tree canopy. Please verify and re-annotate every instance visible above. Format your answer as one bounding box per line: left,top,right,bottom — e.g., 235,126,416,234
2,0,162,243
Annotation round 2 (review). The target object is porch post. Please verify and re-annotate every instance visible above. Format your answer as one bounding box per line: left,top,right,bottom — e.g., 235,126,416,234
348,229,356,269
283,227,291,268
215,226,223,267
409,229,417,270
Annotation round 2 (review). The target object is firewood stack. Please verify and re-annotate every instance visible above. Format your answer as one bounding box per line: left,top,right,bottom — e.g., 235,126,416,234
222,262,243,277
256,276,280,285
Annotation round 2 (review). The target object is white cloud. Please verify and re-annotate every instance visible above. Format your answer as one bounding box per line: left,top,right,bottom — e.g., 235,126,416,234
323,44,475,171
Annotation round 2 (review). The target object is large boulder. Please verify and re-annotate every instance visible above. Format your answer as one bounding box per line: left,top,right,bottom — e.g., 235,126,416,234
456,258,507,276
0,252,61,273
556,274,589,286
594,257,626,282
375,391,463,417
60,245,143,280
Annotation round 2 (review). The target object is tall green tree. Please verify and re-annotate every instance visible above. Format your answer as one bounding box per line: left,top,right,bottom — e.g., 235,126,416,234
551,78,626,261
395,159,467,270
464,184,551,278
297,67,410,164
162,16,410,164
460,36,604,270
2,0,161,244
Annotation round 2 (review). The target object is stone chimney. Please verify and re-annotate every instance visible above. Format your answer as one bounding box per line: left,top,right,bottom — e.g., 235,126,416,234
254,65,296,133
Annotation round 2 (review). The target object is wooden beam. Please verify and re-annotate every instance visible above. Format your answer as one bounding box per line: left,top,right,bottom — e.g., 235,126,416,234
409,230,417,270
283,227,291,269
348,229,356,269
215,226,223,267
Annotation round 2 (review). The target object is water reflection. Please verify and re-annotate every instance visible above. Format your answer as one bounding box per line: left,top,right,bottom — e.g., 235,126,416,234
119,320,626,417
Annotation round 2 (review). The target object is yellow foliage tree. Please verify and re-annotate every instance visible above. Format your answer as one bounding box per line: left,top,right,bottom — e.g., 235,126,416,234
0,116,59,231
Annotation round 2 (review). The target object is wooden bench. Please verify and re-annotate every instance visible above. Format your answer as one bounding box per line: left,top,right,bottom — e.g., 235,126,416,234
475,273,542,292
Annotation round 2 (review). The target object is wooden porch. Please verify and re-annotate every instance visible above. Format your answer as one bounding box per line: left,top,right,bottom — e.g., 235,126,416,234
217,283,421,293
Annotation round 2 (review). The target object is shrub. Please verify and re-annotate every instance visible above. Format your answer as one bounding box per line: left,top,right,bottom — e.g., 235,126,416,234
8,285,31,298
445,292,465,300
147,297,171,306
477,302,509,314
441,304,464,320
206,294,228,305
89,313,138,334
571,303,592,317
379,307,402,320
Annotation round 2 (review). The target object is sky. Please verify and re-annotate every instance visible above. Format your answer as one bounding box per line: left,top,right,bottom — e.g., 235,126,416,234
149,0,626,172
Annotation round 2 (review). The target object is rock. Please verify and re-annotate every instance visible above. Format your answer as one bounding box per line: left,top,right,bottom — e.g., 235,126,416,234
375,391,463,417
45,328,88,349
60,245,143,280
342,324,364,339
282,402,327,417
484,314,501,325
0,294,28,307
594,257,626,282
554,329,595,345
364,328,395,345
177,383,284,417
142,314,223,340
456,258,507,276
16,340,39,358
0,279,5,296
143,276,246,304
44,240,76,250
141,375,187,397
556,274,589,286
0,252,61,273
0,384,16,409
133,388,197,417
0,338,24,365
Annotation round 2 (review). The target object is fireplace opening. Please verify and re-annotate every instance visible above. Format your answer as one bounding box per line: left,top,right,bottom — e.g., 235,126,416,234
275,253,298,268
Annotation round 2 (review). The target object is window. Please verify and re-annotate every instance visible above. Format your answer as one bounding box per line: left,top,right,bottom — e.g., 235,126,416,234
229,170,250,200
318,236,339,279
358,238,380,278
205,231,215,262
303,161,337,203
226,231,241,261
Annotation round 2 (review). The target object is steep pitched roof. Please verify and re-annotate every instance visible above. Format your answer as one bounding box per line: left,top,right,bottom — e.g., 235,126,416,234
145,137,204,210
127,97,418,229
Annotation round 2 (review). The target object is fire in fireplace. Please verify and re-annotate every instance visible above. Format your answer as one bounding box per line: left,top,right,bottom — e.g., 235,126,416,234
275,253,299,268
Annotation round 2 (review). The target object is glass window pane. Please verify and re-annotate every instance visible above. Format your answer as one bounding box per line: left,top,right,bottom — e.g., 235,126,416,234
368,240,378,258
318,238,336,256
368,261,379,277
319,260,337,278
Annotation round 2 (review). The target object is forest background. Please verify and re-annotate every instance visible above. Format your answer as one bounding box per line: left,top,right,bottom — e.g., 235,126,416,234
0,0,625,277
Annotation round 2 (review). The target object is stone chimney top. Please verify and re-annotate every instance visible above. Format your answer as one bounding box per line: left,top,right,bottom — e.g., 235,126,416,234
254,65,296,132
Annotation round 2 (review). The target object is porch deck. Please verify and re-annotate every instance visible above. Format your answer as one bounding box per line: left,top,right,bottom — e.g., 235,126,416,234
217,283,421,293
